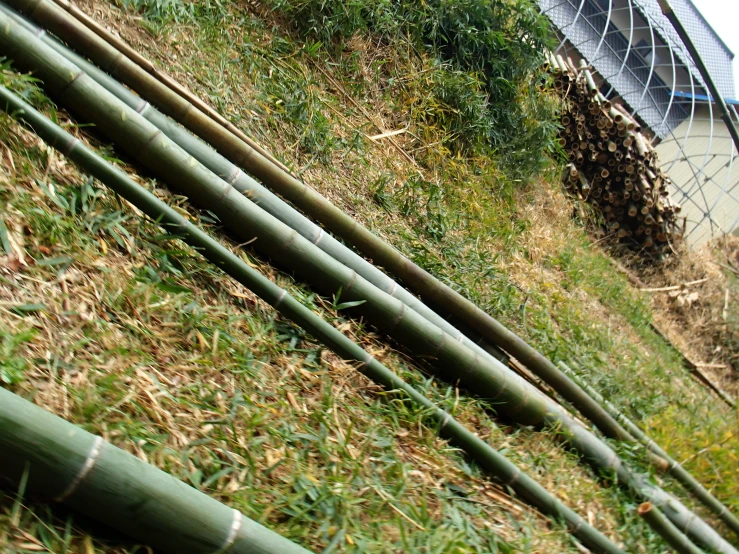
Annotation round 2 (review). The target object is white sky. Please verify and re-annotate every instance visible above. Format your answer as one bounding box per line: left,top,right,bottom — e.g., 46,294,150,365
690,0,739,97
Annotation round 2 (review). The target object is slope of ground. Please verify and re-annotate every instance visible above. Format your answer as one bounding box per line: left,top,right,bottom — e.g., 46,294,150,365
0,0,737,552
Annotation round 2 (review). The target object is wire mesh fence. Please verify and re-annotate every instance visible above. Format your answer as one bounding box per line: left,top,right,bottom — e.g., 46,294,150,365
540,0,739,246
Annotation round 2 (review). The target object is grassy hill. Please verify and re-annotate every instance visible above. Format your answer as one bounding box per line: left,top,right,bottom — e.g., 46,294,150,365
0,0,737,551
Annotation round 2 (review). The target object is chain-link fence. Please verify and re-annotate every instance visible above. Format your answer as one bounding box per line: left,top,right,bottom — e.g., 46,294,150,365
540,0,739,246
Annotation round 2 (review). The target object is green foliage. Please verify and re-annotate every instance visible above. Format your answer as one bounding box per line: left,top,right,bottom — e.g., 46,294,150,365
268,0,559,179
114,0,230,23
116,0,193,21
649,409,739,514
267,0,398,46
259,71,338,163
0,329,36,385
407,63,490,155
392,176,452,243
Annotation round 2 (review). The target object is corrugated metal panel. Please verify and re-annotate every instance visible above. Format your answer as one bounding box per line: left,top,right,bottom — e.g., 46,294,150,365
636,0,735,98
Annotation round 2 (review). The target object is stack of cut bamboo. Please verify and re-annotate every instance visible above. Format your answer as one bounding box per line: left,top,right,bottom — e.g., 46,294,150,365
546,53,683,255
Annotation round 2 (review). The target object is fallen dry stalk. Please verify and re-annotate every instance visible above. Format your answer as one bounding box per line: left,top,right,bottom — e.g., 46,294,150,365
639,277,709,292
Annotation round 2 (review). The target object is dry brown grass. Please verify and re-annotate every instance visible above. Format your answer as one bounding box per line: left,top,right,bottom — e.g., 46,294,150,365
633,237,739,396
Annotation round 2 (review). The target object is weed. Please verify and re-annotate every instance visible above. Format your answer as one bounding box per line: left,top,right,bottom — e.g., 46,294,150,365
267,0,559,178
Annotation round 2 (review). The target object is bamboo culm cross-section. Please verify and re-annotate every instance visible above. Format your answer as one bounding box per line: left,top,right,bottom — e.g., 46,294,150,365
1,10,734,552
0,388,312,554
638,503,704,554
3,0,643,447
0,83,626,554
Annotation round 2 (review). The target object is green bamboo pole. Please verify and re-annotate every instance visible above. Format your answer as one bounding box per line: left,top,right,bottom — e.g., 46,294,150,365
1,14,734,553
0,3,512,374
0,387,312,554
3,0,643,447
638,503,705,554
0,83,625,554
9,5,699,495
47,0,293,176
0,2,511,370
11,10,703,509
559,361,739,538
6,4,697,499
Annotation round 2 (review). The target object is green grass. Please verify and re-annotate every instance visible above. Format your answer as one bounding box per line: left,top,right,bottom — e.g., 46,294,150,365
1,0,738,551
0,80,599,553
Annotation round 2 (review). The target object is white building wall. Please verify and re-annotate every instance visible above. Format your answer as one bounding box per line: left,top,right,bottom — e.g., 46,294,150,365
655,106,739,245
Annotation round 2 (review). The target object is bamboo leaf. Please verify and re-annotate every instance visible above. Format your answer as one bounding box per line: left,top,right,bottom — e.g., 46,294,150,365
36,255,73,267
11,303,46,315
334,299,366,311
156,280,193,294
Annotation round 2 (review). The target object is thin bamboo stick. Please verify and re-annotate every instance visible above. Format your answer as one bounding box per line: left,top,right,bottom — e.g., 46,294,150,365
0,83,625,554
1,12,734,552
0,388,311,554
637,503,704,554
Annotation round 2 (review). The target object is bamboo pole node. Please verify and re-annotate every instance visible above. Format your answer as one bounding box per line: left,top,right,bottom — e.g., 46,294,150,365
55,435,104,502
220,510,243,552
136,101,151,116
311,227,324,245
360,352,375,371
62,135,80,154
504,467,521,486
227,166,242,185
274,288,288,307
